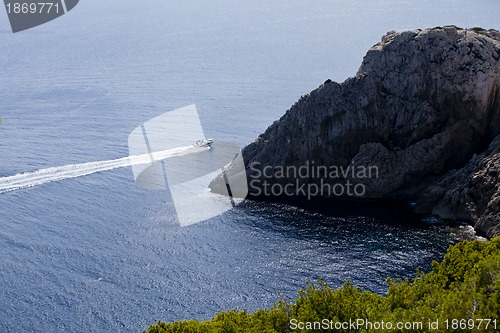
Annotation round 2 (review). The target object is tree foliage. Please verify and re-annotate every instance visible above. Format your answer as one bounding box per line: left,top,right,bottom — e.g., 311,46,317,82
145,238,500,332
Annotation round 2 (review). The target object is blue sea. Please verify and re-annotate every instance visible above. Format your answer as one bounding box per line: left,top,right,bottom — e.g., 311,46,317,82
0,0,498,332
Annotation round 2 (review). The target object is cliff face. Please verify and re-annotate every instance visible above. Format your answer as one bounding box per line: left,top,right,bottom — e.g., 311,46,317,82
210,27,500,237
416,134,500,238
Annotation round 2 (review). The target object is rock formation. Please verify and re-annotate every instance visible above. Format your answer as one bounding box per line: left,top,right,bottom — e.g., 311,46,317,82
210,26,500,238
416,134,500,238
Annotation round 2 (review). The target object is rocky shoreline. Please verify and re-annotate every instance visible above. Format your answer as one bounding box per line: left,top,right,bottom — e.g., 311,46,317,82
211,26,500,238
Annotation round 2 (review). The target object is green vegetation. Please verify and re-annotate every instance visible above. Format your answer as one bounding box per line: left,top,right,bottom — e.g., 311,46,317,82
431,25,463,31
469,27,499,37
145,238,499,332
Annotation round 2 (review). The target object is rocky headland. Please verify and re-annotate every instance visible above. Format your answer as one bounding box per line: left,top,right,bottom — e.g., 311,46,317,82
210,26,500,238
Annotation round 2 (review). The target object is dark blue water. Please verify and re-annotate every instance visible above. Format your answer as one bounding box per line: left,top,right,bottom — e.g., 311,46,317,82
0,0,498,332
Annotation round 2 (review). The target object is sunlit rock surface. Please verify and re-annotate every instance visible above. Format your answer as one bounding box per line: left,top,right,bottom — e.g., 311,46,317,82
211,26,500,237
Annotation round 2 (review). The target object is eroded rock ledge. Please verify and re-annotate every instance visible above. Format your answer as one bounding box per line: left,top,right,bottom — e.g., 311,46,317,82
210,26,500,238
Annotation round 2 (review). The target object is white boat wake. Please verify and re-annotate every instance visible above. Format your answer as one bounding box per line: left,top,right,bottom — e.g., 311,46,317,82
0,146,192,194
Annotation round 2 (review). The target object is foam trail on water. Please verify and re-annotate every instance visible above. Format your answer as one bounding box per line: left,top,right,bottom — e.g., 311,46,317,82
0,146,193,193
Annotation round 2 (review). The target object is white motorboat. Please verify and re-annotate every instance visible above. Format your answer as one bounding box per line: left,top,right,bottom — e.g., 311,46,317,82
194,138,214,148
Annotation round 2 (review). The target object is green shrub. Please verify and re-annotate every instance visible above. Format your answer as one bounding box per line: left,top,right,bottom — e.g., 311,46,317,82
145,238,500,332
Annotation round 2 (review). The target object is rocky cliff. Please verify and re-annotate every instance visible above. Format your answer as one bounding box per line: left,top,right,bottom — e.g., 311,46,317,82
210,26,500,238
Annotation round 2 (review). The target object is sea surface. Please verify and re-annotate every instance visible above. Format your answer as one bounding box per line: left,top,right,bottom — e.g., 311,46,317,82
0,0,498,332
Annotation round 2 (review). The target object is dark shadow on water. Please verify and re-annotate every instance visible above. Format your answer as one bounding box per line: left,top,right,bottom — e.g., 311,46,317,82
224,196,463,295
242,195,431,227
